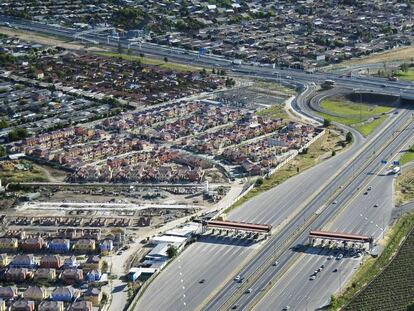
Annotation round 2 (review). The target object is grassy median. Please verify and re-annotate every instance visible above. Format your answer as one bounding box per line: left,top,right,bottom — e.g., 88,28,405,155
395,167,414,206
396,69,414,81
330,212,414,311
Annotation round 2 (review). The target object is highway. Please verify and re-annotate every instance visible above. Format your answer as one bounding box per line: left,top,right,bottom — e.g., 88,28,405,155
210,109,413,311
1,15,414,311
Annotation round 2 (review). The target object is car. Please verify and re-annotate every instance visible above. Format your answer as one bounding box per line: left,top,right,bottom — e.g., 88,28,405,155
273,261,279,266
333,268,338,273
394,111,399,115
245,288,252,294
332,200,338,204
364,191,368,195
232,305,239,309
374,203,378,207
328,255,334,260
234,275,241,282
367,186,372,191
317,267,322,272
199,279,205,284
286,75,292,79
282,306,291,311
309,275,316,280
336,253,343,260
321,264,325,269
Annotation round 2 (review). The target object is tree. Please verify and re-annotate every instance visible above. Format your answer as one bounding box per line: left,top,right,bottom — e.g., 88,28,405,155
167,245,178,258
331,150,336,157
163,57,169,63
323,118,331,127
8,127,29,142
346,131,353,143
255,177,264,187
0,119,8,129
0,145,6,157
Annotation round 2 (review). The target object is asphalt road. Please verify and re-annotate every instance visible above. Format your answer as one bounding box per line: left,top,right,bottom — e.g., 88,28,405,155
220,109,413,311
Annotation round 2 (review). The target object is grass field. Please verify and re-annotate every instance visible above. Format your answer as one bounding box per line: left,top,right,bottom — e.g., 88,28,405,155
341,213,414,311
395,168,414,206
400,145,414,165
257,105,289,119
227,129,347,212
396,69,414,81
319,98,392,136
0,161,48,184
97,52,202,72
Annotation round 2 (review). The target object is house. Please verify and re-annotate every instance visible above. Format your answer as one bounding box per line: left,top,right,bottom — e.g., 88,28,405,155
84,288,102,306
23,286,49,301
73,239,95,252
99,240,113,255
21,237,46,252
38,301,64,311
11,254,35,268
69,301,92,311
86,270,101,282
0,238,18,251
82,255,101,272
35,268,56,281
51,287,78,302
62,269,83,284
11,300,35,311
48,239,70,253
40,255,63,269
5,268,31,282
0,286,18,300
0,254,9,268
63,256,78,269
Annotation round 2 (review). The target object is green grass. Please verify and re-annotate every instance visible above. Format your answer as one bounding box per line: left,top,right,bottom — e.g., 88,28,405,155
257,105,289,119
400,145,414,165
396,69,414,81
395,168,414,206
96,52,202,72
320,99,392,119
353,115,388,136
332,212,414,311
226,130,347,212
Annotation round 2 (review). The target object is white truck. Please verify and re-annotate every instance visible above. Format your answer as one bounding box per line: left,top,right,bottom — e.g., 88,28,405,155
232,59,242,65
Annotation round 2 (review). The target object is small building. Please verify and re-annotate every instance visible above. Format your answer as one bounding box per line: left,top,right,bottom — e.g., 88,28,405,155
35,268,56,281
5,268,31,282
0,238,18,251
21,237,46,252
84,288,102,306
23,286,49,301
82,255,101,272
86,270,101,283
73,239,95,252
38,301,64,311
11,300,35,311
11,254,35,268
144,243,172,262
99,240,113,255
63,256,78,269
48,239,70,253
0,286,18,300
62,269,83,284
0,254,9,268
69,301,92,311
51,287,78,302
40,255,63,269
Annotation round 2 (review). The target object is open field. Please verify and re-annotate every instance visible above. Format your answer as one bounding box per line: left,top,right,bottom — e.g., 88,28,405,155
395,168,414,206
320,99,391,120
96,52,202,72
228,129,346,211
400,146,414,165
396,69,414,81
318,97,392,136
341,213,414,311
0,161,49,184
257,104,289,120
325,46,414,70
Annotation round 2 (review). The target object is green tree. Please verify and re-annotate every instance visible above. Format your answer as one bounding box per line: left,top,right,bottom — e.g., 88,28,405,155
0,145,6,157
255,177,264,187
164,56,169,63
167,245,178,258
0,119,8,129
346,132,353,143
331,150,336,157
8,127,29,142
323,118,331,127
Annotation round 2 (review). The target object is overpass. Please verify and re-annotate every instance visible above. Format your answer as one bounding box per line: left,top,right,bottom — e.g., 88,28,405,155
309,230,373,249
203,220,272,234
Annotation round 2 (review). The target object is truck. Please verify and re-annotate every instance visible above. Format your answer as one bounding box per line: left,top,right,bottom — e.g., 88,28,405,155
391,166,401,174
232,59,242,65
321,79,335,89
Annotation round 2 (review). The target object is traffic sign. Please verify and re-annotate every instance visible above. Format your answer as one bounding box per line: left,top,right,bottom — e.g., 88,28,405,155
381,160,387,164
393,161,400,166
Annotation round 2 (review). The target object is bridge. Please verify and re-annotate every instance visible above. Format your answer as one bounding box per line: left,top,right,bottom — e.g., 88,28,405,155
308,230,373,250
202,220,272,235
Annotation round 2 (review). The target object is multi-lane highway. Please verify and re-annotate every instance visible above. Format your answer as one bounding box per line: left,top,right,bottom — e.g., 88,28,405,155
2,15,414,311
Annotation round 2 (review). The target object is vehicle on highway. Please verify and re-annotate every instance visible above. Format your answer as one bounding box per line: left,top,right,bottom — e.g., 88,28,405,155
333,268,338,273
245,288,252,294
374,203,379,207
391,166,401,174
309,275,316,280
286,75,292,79
273,261,279,266
332,200,338,204
364,191,368,195
336,253,344,260
234,275,241,282
328,255,334,260
282,306,291,310
232,304,239,309
321,79,335,89
321,264,325,269
199,279,205,284
367,186,372,191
